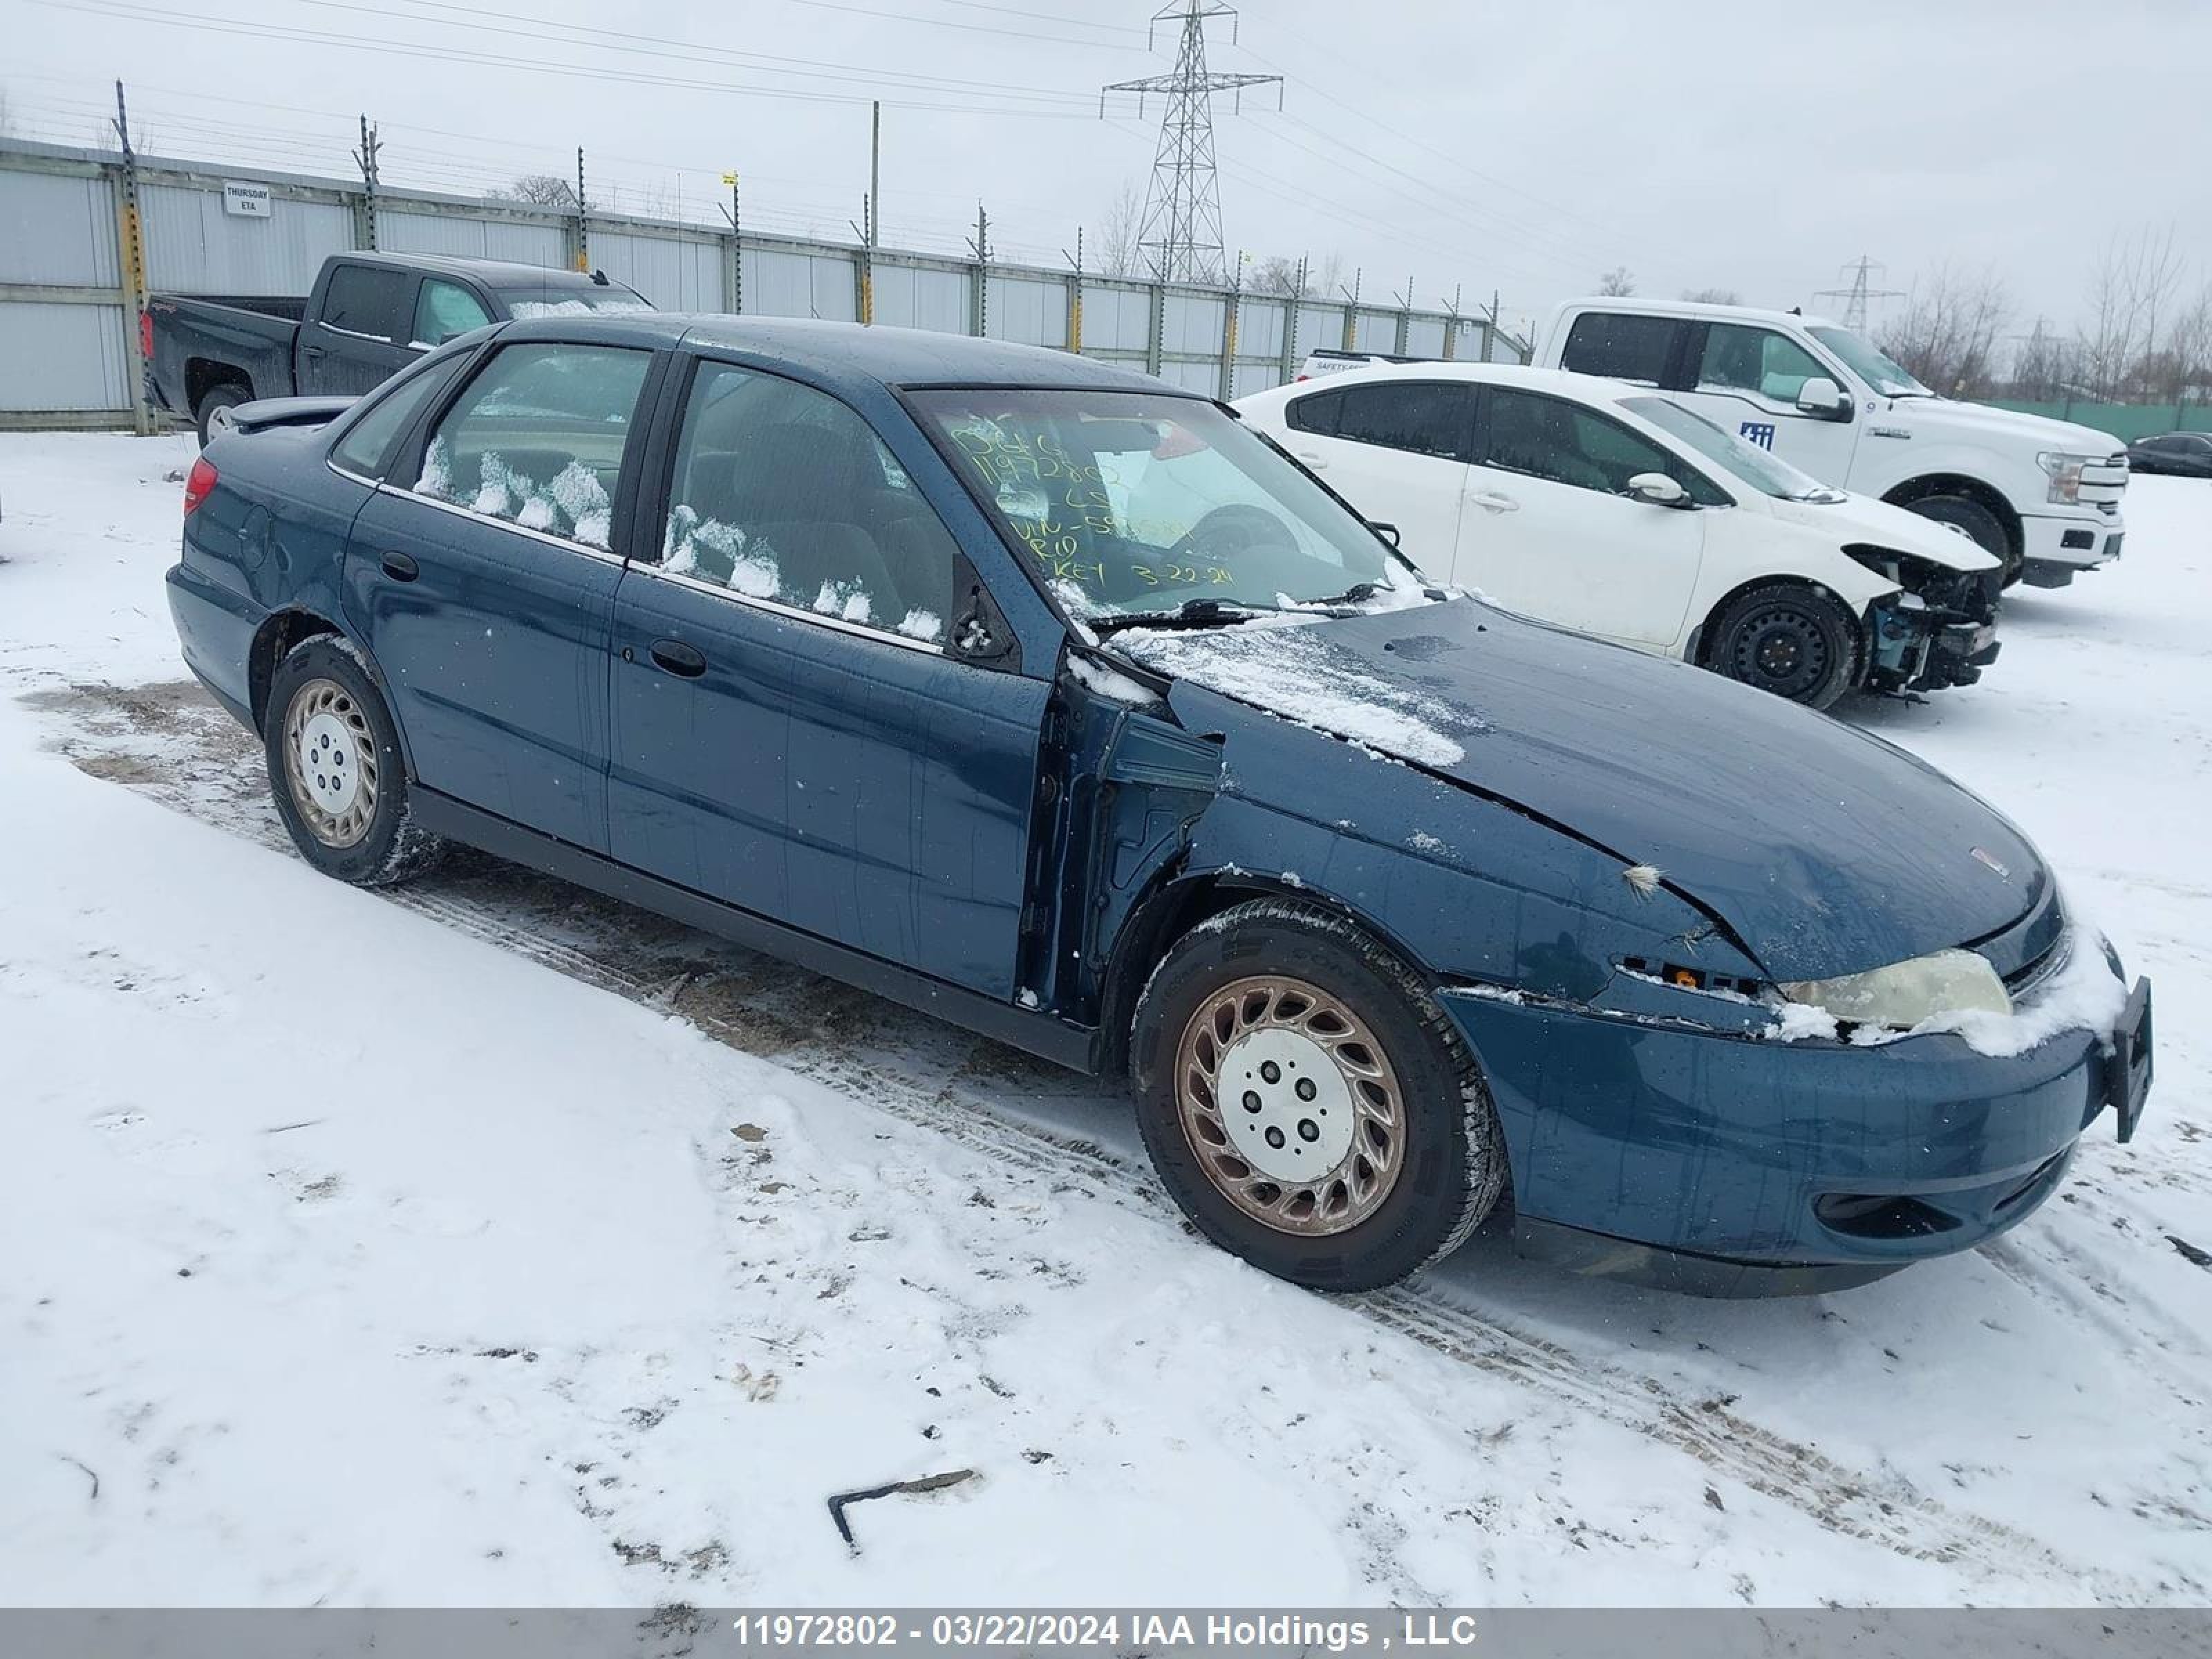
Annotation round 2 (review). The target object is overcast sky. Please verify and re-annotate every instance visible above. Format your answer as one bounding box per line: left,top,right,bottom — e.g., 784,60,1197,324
6,0,2209,341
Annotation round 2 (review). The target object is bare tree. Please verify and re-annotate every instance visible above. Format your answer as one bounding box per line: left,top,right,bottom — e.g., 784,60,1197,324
492,174,580,209
1878,264,2012,399
2074,225,2184,401
2007,317,2077,403
2155,278,2212,416
1596,266,1635,297
1248,254,1309,298
1680,286,1741,305
1093,182,1145,279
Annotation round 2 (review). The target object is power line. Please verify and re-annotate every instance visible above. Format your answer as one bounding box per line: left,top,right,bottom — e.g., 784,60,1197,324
1814,255,1905,331
1101,0,1279,284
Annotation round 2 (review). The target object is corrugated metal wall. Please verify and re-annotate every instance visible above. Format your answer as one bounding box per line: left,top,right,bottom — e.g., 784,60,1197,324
0,137,1526,427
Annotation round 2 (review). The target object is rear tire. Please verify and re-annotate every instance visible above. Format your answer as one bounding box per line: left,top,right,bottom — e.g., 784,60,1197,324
1902,492,2020,587
1131,899,1508,1291
1704,581,1862,709
194,382,252,448
264,637,443,887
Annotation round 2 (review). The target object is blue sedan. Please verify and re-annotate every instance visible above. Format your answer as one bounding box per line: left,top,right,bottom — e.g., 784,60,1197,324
165,315,2153,1295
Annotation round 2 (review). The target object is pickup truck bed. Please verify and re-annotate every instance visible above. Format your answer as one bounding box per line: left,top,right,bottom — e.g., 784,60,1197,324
145,252,650,443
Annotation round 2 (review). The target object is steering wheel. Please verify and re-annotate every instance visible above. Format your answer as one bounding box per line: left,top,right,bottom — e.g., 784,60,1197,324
1170,503,1299,565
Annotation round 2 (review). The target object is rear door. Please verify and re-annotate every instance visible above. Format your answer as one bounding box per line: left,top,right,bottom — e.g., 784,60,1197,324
608,356,1050,997
1275,379,1473,582
344,337,659,851
301,263,421,395
1459,386,1709,650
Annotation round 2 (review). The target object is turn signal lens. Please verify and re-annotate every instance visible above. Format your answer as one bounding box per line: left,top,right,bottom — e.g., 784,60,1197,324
182,456,218,518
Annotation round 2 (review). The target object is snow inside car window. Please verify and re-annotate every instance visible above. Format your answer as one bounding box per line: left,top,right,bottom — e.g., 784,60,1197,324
412,341,650,549
655,362,954,645
912,389,1405,619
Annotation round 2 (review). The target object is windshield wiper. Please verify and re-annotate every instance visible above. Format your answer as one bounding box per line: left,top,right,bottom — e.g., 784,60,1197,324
1091,597,1271,635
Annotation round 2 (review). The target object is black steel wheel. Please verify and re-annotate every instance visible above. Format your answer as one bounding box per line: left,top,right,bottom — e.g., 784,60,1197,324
1705,583,1862,709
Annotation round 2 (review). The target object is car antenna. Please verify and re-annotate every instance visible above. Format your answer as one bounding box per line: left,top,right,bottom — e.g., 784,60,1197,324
590,268,610,286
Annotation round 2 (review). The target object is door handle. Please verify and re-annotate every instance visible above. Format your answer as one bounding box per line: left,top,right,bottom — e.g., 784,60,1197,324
301,344,325,361
1469,490,1520,513
649,638,707,678
1295,451,1328,471
380,550,419,581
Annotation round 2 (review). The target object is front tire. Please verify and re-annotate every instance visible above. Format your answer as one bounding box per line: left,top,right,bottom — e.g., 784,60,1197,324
1902,492,2021,587
264,637,443,886
1704,582,1863,709
1132,899,1508,1291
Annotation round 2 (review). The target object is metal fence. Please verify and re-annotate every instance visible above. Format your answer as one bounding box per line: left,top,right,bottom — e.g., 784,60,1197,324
0,137,1531,431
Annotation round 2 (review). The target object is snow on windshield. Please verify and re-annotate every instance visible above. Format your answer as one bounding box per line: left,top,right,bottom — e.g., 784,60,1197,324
1115,619,1476,767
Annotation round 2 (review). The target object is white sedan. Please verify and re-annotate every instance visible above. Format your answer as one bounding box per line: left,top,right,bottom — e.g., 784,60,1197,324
1235,364,2004,707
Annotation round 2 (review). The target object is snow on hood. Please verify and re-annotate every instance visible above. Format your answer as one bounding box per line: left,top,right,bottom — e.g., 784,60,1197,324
1765,491,2001,572
1902,397,2124,457
1121,601,2046,982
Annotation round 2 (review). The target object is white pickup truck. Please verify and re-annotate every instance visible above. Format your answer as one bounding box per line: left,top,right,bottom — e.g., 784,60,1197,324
1535,299,2128,588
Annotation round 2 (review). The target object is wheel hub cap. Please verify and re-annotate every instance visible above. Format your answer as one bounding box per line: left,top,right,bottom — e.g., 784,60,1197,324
283,677,378,849
1174,974,1405,1237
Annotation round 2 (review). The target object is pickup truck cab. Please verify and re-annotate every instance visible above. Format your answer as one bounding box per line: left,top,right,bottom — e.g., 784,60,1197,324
1537,299,2128,589
146,252,650,444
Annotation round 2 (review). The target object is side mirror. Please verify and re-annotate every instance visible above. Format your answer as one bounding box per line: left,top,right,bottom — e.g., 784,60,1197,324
1796,375,1848,419
1626,471,1691,508
1368,521,1403,549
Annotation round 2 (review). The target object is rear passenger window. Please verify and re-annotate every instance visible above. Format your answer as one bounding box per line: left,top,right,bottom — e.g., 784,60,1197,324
330,353,469,478
411,342,650,549
321,265,415,342
1285,388,1342,436
1332,382,1471,460
1559,312,1676,386
657,361,957,645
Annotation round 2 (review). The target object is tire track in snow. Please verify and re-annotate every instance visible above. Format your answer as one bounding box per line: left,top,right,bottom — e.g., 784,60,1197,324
26,677,2164,1600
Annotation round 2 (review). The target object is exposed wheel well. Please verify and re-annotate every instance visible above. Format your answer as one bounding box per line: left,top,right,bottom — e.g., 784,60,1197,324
185,359,254,416
247,610,343,731
1689,574,1863,668
1094,869,1435,1078
1882,474,2021,561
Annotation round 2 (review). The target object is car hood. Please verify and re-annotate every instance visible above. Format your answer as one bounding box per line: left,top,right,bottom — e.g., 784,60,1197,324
1763,491,2001,572
1118,600,2043,982
1894,397,2124,457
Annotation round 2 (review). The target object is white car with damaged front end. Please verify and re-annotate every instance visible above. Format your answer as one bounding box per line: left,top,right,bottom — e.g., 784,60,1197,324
1235,363,2005,709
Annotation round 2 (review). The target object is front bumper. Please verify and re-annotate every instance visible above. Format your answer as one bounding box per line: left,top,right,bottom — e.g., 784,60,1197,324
1441,973,2152,1295
2021,508,2126,586
1865,587,2000,693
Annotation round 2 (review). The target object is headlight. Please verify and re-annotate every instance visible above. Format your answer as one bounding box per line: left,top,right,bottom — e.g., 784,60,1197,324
1779,948,2010,1029
2037,451,2096,505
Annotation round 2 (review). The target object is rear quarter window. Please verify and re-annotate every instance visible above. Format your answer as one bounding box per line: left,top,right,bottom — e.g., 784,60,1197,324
1559,312,1677,386
1286,389,1342,436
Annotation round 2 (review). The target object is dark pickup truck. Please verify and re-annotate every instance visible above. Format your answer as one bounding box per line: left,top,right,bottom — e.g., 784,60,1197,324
145,250,651,443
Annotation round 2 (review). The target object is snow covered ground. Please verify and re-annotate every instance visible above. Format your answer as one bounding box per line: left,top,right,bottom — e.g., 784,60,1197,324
0,433,2206,1608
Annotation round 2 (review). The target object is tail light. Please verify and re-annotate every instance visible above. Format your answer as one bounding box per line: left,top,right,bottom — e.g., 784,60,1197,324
183,456,218,518
139,310,154,361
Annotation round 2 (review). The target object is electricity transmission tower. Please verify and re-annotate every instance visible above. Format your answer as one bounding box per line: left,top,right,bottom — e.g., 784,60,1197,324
1815,254,1905,331
1101,0,1280,285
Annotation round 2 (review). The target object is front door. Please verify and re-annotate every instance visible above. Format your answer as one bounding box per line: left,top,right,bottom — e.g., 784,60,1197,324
300,262,422,395
608,357,1049,997
344,337,657,852
1671,319,1862,485
1457,386,1709,650
1277,379,1473,583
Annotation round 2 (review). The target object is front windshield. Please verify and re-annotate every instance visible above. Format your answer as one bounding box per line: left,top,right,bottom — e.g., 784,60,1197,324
1807,325,1930,398
1622,396,1844,503
911,389,1409,622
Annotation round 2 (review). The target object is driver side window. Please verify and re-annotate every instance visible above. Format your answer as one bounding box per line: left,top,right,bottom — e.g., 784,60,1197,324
1481,389,1723,504
1697,324,1828,404
657,361,955,645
